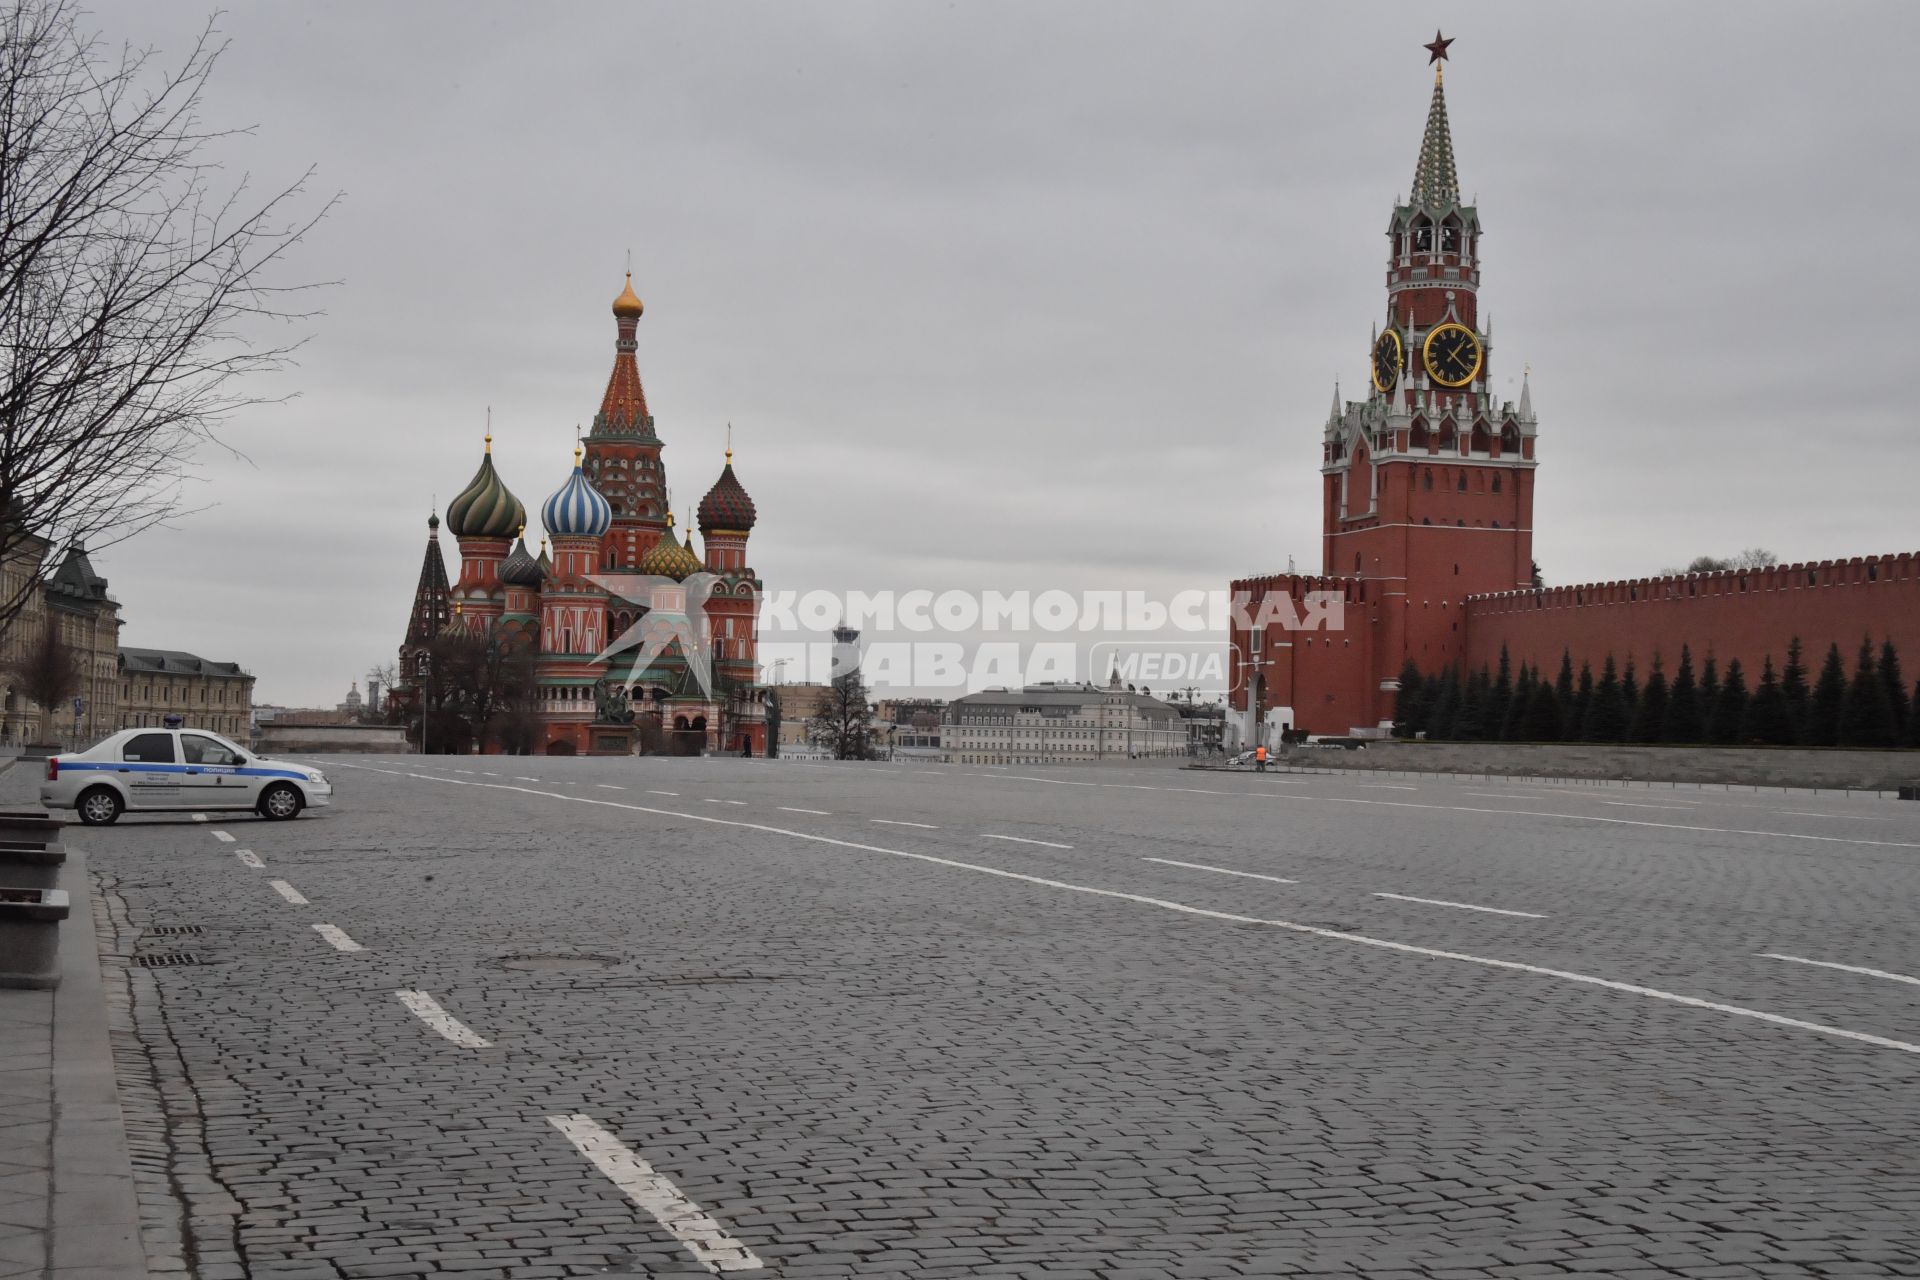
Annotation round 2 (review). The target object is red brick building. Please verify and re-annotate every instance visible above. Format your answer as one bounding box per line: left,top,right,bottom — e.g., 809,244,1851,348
1227,50,1920,744
399,275,769,756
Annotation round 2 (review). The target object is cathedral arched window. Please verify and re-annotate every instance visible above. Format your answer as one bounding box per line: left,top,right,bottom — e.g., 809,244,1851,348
1492,473,1502,493
1456,473,1467,492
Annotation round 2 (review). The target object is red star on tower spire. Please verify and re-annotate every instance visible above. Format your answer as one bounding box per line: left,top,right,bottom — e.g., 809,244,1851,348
1424,29,1453,66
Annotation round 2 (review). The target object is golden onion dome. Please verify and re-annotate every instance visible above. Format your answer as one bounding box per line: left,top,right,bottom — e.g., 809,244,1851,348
612,271,644,319
638,513,703,581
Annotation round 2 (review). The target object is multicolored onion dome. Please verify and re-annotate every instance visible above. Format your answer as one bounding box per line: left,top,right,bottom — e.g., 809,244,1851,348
639,514,703,581
541,455,612,539
498,533,545,587
445,446,525,539
697,454,756,535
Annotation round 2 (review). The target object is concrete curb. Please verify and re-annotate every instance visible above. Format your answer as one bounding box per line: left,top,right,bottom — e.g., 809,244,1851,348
48,848,149,1277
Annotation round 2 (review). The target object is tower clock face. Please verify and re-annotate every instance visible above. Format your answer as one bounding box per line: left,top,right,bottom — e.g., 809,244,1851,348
1371,330,1402,394
1422,323,1483,388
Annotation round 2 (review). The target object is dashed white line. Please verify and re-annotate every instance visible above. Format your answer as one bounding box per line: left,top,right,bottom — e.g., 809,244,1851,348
597,784,626,790
312,923,363,952
235,849,264,869
191,812,208,822
210,830,235,843
454,769,475,775
1774,811,1889,821
1143,857,1297,884
982,834,1073,850
779,806,830,815
647,790,679,797
482,771,500,776
872,818,937,829
395,989,492,1047
1359,783,1419,791
703,798,747,806
1602,800,1696,810
546,1113,763,1273
268,879,309,906
1760,953,1920,987
1373,891,1547,919
514,776,540,782
322,760,1920,1056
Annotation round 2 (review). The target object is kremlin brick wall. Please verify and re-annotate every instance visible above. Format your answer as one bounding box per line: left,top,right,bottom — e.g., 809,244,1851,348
1463,553,1920,680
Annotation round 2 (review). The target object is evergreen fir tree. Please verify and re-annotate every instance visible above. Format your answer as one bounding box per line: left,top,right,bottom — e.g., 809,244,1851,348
1455,665,1492,741
1428,666,1461,741
1710,657,1749,745
1663,645,1704,743
1699,655,1721,739
1583,655,1630,742
1501,664,1534,742
1523,677,1562,742
1488,647,1513,743
1804,642,1847,747
1620,658,1641,741
1878,640,1908,743
1780,636,1810,742
1553,651,1575,728
1392,661,1424,739
1630,654,1669,744
1910,679,1920,748
1742,655,1795,746
1570,660,1595,740
1838,636,1897,748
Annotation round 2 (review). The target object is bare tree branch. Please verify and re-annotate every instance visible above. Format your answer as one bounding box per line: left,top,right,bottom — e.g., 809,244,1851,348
0,0,335,632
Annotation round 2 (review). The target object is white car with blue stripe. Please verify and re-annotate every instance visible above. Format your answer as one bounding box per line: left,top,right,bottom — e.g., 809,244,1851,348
40,728,333,826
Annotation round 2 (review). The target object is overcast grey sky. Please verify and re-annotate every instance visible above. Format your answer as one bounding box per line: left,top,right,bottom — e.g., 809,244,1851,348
77,2,1920,706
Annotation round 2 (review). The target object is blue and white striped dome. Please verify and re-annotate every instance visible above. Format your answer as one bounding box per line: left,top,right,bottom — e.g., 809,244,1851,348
541,461,612,539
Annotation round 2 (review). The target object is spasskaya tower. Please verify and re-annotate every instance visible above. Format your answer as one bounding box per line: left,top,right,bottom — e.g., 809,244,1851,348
1320,30,1537,679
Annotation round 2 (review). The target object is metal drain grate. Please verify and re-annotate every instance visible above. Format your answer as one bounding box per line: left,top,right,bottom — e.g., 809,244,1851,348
147,925,203,936
136,952,206,968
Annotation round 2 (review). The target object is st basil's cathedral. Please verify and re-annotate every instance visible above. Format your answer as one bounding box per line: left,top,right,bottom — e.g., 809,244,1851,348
397,274,768,755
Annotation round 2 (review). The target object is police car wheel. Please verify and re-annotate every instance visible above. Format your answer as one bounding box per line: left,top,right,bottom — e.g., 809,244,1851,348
77,787,123,826
259,783,303,821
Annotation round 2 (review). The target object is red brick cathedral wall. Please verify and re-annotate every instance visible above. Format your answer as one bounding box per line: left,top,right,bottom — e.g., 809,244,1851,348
1464,554,1920,680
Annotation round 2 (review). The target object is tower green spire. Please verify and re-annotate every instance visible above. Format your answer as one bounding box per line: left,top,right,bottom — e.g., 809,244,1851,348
1409,63,1461,210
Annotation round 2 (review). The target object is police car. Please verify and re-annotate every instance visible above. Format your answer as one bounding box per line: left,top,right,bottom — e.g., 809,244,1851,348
40,728,333,825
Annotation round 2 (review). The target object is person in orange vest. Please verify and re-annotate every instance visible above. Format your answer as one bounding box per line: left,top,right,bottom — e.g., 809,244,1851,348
1254,743,1267,773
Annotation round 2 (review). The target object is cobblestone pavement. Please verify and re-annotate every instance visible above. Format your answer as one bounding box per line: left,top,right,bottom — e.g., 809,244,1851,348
25,757,1920,1278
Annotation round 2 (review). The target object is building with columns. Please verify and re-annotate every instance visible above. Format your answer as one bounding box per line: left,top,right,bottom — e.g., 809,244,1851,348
398,274,770,755
1228,39,1920,743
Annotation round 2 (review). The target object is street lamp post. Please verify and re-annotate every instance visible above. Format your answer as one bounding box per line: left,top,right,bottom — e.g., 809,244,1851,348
416,652,431,757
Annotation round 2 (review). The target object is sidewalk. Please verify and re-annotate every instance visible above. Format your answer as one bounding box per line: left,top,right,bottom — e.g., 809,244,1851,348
1,758,148,1278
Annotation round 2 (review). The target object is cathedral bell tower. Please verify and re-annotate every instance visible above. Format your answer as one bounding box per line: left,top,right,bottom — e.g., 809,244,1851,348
1320,32,1539,701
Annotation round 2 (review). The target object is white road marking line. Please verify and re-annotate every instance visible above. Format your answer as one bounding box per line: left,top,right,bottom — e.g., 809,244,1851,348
482,771,500,776
872,818,937,828
268,879,309,906
312,923,363,952
1144,857,1297,884
323,761,1920,1056
1760,953,1920,987
1101,783,1161,791
191,812,208,822
983,834,1073,849
703,798,748,806
454,769,475,775
597,784,626,790
1774,811,1889,821
1461,792,1533,800
210,830,235,843
779,807,830,815
235,849,264,869
1373,891,1547,919
395,989,492,1047
1602,801,1696,810
647,790,679,796
514,776,540,782
1359,783,1419,791
546,1113,763,1273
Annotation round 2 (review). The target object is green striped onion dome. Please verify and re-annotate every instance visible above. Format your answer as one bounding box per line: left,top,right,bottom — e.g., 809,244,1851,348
446,448,525,539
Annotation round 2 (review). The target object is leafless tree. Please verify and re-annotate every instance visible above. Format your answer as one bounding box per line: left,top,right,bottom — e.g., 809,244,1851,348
0,0,333,629
8,617,77,739
810,670,876,760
